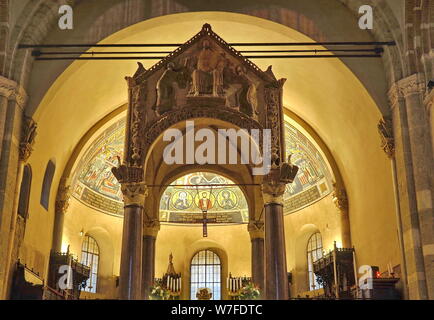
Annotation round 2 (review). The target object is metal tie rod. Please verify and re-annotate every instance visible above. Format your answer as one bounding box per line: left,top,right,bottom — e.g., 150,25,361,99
34,54,382,60
19,41,396,49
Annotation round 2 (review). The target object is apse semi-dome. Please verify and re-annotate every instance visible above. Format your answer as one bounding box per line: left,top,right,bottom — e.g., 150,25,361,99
71,115,333,218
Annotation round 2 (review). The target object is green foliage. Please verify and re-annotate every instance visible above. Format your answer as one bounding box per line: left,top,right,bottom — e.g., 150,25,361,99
149,285,171,300
238,283,261,300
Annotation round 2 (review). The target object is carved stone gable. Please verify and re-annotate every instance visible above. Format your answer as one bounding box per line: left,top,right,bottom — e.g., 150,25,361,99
121,24,287,177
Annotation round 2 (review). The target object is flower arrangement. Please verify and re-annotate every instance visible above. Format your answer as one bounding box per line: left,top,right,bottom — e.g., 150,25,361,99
149,285,171,300
238,283,261,300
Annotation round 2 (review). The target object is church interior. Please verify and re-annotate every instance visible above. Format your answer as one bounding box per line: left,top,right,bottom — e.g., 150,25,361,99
0,0,433,301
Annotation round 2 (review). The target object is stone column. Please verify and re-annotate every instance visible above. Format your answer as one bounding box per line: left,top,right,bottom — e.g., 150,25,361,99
378,116,409,299
2,115,36,298
248,221,265,294
0,76,27,299
119,182,147,300
142,220,159,299
262,182,288,300
331,183,351,248
51,178,70,252
389,74,434,299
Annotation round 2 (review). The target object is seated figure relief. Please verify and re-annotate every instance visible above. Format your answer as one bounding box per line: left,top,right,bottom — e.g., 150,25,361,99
154,62,190,116
189,40,226,97
154,39,259,119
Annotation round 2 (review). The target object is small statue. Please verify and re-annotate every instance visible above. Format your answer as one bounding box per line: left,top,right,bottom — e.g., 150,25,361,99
226,65,256,117
189,40,228,97
280,154,299,183
154,62,178,115
154,62,190,115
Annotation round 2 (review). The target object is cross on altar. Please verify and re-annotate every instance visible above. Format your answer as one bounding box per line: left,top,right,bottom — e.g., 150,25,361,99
193,210,217,237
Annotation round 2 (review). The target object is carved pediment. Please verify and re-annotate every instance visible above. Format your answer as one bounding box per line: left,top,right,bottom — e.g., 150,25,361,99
128,23,277,118
122,23,287,172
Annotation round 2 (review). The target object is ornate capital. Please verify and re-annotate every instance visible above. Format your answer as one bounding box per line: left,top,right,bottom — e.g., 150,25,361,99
389,74,426,108
111,163,143,183
0,76,28,108
0,76,16,98
55,177,70,215
332,183,348,213
377,117,394,159
19,115,37,162
261,181,286,204
248,220,264,239
143,218,160,237
397,74,426,98
121,182,147,206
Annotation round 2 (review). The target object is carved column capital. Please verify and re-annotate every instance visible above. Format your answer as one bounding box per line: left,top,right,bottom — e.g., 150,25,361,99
389,74,426,108
121,182,148,206
19,115,37,162
0,76,16,98
397,74,426,98
111,164,144,183
332,183,348,214
0,76,28,108
378,117,395,159
261,181,286,205
248,220,265,239
55,177,71,215
143,218,160,237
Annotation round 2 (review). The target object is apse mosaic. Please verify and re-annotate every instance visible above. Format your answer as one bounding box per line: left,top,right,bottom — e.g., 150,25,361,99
159,172,249,224
70,116,332,217
282,122,333,214
71,118,125,217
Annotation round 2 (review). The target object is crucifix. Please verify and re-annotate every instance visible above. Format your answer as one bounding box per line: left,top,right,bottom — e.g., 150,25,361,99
193,188,216,237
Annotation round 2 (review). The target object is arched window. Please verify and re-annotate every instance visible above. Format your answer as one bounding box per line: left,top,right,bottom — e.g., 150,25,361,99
190,250,221,300
307,232,323,291
40,160,55,210
80,235,99,293
18,165,32,219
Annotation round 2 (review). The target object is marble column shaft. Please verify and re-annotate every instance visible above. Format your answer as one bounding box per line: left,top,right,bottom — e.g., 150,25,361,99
251,237,265,292
389,74,434,299
119,183,146,300
262,182,288,300
142,231,157,299
249,221,265,293
0,76,27,299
